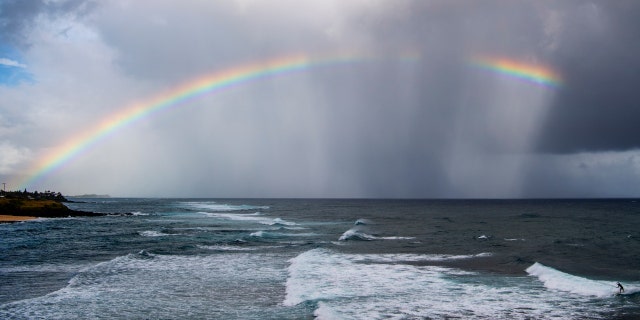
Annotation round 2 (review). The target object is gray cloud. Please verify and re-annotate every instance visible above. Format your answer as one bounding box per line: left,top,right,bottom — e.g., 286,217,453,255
2,0,639,198
0,0,46,46
0,0,95,47
535,1,640,153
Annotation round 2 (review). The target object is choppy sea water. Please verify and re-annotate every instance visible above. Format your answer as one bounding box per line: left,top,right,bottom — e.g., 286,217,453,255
1,198,639,319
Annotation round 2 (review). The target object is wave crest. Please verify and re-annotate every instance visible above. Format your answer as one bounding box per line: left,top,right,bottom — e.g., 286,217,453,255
526,262,628,297
338,228,376,241
338,228,415,241
182,201,269,212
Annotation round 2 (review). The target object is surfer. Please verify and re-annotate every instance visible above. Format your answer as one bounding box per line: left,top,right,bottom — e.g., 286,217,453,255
616,282,625,294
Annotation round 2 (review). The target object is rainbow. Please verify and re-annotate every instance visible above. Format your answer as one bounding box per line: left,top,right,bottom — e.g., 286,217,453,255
16,51,380,190
471,56,562,88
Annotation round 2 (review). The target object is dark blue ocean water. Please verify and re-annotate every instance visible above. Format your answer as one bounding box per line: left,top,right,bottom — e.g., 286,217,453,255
1,198,639,319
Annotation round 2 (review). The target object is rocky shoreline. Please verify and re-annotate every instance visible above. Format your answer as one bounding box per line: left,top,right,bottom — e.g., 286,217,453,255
0,197,131,223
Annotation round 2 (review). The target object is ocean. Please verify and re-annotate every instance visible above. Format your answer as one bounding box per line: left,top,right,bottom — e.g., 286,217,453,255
1,198,639,319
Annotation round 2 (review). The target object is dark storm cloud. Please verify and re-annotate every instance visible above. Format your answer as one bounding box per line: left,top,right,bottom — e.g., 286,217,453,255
305,1,557,197
535,1,640,153
360,0,640,156
0,0,95,46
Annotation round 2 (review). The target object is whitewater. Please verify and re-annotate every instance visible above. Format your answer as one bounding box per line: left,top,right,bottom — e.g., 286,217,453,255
1,198,639,319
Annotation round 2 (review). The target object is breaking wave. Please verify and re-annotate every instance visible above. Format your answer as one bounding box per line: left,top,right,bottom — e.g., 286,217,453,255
338,228,414,241
1,250,287,319
526,262,639,297
181,201,269,212
284,249,557,319
138,230,173,237
201,212,296,226
250,231,317,239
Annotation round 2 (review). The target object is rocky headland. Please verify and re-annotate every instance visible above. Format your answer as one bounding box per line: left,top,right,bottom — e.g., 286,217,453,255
0,190,110,222
0,198,102,219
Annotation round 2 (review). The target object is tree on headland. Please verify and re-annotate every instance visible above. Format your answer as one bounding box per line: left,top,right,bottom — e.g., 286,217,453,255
0,189,68,202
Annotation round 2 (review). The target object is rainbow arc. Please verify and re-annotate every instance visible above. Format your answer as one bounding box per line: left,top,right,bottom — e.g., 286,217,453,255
15,51,561,190
471,56,562,88
15,51,376,189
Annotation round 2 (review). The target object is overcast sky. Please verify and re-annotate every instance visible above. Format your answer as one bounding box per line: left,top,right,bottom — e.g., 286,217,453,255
1,0,639,198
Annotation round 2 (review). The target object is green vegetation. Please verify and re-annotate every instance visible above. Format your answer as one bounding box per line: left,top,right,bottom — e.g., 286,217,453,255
0,190,102,218
0,189,67,202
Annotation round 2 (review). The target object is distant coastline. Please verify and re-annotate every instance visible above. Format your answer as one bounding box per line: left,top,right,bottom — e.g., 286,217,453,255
69,194,111,198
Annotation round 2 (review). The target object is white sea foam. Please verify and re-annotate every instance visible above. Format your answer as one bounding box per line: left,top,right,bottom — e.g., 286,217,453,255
284,249,485,307
270,217,298,226
138,230,173,237
280,226,307,230
313,302,343,319
526,262,639,297
338,227,414,241
284,249,620,319
351,252,492,263
1,251,290,319
197,245,258,251
250,231,266,237
182,201,269,212
250,231,318,238
338,228,376,241
377,236,416,240
200,211,297,226
30,217,76,223
0,262,95,273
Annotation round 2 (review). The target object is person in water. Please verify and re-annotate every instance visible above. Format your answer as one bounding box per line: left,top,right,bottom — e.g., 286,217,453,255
616,282,625,294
